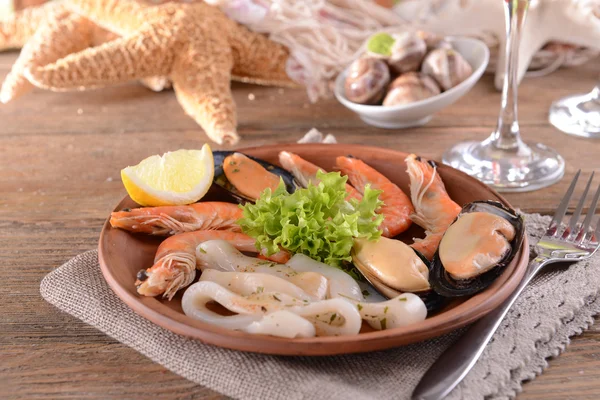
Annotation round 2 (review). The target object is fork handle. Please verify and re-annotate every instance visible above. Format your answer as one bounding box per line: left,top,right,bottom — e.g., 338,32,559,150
412,256,548,400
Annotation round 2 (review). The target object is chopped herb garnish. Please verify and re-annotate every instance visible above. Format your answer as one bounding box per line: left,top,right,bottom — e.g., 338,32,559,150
380,318,387,330
362,290,370,297
357,304,363,311
303,299,309,303
198,247,207,254
229,160,236,166
273,295,281,302
232,168,240,173
398,297,407,302
384,306,389,314
337,293,359,301
329,313,337,323
256,286,264,293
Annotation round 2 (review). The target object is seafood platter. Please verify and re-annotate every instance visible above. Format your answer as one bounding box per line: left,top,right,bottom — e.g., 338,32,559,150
99,144,529,355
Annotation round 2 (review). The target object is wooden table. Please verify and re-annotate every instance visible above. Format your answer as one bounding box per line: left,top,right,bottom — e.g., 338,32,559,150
1,50,600,399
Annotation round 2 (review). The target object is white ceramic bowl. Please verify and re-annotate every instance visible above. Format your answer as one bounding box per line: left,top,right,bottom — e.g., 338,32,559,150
334,37,490,129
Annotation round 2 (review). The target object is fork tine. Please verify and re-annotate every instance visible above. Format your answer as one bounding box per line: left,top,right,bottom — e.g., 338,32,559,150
581,181,600,237
585,217,600,246
568,172,594,237
550,170,580,235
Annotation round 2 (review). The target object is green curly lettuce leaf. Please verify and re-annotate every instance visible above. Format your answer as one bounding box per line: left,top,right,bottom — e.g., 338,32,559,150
238,170,383,274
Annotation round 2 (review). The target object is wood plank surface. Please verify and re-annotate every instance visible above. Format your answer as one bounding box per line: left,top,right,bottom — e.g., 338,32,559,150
1,50,599,399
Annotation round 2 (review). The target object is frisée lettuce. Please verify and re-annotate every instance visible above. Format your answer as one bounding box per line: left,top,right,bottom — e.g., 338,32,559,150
238,171,383,272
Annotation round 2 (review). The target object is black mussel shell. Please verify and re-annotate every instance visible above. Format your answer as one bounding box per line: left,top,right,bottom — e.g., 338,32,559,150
412,248,446,313
420,290,446,314
213,151,298,203
429,201,525,297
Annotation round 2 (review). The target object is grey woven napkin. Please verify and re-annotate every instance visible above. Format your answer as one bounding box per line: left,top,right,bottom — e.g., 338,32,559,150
40,213,600,400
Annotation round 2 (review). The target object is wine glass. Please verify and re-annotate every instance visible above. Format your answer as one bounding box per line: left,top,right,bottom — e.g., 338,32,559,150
442,0,565,192
549,83,600,138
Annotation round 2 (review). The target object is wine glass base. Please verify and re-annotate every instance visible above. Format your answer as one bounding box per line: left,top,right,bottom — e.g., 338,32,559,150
549,92,600,138
443,139,565,193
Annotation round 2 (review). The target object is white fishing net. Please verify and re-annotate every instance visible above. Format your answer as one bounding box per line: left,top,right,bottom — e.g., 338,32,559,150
207,0,600,101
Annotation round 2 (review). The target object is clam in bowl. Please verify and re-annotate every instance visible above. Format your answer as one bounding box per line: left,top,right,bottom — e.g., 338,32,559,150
334,37,490,129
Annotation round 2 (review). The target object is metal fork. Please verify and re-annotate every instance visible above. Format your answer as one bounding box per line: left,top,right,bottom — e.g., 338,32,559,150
412,171,600,400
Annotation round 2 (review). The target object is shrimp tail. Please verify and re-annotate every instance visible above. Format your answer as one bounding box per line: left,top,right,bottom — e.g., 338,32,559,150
410,232,444,260
279,151,362,201
405,154,461,259
278,151,318,188
405,156,438,230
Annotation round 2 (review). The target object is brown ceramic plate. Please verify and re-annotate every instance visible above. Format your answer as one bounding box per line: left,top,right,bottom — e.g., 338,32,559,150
98,143,529,356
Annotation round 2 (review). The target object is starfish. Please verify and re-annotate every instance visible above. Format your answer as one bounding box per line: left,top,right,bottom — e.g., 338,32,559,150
0,2,172,104
3,0,298,145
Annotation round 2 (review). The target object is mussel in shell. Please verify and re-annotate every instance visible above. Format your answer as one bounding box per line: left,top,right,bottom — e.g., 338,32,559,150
429,201,525,297
213,151,298,202
351,237,445,313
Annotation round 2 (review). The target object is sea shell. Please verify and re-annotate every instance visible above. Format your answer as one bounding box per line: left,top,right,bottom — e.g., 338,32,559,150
421,47,473,91
416,30,452,51
387,31,427,74
344,58,391,104
382,72,441,106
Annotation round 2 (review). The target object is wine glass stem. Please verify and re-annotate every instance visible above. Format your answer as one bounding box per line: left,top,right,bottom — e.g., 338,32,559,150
492,0,529,150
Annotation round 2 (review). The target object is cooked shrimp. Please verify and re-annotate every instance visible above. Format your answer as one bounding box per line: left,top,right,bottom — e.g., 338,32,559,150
278,151,362,200
110,202,242,235
135,230,290,300
336,156,414,237
405,154,461,259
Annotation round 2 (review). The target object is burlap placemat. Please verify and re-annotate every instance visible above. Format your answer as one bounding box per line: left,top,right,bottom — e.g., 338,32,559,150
39,213,600,399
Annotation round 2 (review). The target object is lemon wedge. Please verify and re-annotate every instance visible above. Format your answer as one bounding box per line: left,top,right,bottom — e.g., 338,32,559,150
121,145,214,206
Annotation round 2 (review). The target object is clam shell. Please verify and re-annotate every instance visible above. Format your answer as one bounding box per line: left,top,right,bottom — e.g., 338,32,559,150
344,58,391,105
